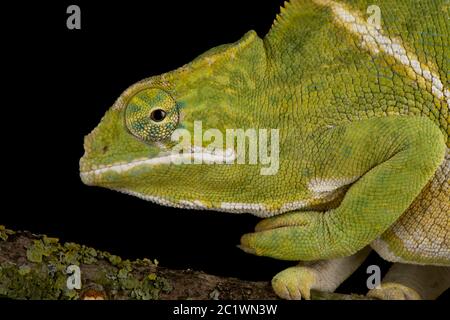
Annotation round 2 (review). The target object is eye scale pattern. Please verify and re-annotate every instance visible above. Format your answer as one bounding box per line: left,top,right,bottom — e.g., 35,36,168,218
80,0,450,300
125,88,179,142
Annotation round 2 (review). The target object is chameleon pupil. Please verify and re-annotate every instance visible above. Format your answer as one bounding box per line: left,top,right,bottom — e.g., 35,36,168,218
150,109,166,122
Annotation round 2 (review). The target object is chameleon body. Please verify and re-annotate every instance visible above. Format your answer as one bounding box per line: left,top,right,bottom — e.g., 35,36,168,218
80,0,450,299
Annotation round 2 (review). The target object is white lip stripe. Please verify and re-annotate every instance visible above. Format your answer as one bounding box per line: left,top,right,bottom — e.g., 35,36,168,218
313,0,450,110
80,147,236,177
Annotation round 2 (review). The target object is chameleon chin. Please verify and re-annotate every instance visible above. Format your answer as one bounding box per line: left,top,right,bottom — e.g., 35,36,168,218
80,0,449,300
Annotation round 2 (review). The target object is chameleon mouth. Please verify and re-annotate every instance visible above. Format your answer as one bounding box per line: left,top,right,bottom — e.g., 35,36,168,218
80,147,236,185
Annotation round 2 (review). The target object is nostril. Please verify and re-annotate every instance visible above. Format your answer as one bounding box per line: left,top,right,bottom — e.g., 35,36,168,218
102,145,109,154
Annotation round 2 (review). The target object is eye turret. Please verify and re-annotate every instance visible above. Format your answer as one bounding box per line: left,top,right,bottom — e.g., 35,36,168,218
125,88,179,142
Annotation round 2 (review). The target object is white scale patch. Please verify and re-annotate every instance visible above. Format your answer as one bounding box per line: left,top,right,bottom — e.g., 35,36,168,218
279,200,309,212
371,236,450,266
115,189,212,211
113,190,306,217
219,202,268,215
216,200,310,217
178,200,208,210
111,177,358,217
394,224,450,261
313,0,450,110
370,238,408,263
110,191,313,218
308,176,358,198
371,148,450,265
214,177,358,217
115,188,179,208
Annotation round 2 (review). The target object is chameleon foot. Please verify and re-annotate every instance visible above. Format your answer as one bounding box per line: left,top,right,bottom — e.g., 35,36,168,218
367,283,421,300
367,263,450,300
272,266,317,300
272,247,371,300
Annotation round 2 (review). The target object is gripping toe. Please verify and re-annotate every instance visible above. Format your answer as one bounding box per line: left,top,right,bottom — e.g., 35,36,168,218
367,283,421,300
271,266,317,300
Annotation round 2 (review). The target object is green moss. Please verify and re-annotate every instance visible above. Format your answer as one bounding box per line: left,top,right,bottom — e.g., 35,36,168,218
79,245,98,264
117,268,129,279
18,265,31,276
107,254,122,266
26,239,59,263
2,231,172,300
0,264,76,300
43,235,59,245
0,225,15,241
128,274,172,300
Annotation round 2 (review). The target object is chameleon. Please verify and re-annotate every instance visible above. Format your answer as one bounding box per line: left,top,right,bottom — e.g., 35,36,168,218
80,0,450,299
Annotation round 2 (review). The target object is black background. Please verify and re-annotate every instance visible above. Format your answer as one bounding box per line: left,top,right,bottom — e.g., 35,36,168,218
3,0,448,300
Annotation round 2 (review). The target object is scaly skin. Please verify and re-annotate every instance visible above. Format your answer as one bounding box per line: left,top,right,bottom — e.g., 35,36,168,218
80,0,449,299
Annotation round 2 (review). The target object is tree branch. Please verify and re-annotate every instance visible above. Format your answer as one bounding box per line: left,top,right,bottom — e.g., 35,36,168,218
0,226,370,300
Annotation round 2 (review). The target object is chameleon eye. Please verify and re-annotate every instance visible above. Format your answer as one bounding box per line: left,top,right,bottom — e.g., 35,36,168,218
125,88,179,142
150,109,167,122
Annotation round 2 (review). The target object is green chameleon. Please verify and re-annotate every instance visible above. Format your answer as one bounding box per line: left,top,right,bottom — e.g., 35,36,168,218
80,0,449,299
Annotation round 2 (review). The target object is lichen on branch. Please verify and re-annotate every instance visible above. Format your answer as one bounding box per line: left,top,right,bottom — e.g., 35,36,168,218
0,226,370,300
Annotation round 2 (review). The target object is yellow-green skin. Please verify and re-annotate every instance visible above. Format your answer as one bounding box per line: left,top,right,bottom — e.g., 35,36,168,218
80,0,449,271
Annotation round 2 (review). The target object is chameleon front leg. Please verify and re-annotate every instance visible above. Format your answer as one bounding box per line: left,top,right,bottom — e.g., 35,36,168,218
240,117,446,261
367,264,450,300
271,246,371,300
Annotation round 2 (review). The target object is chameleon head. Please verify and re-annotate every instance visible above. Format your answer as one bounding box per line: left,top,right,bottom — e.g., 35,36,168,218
79,31,274,212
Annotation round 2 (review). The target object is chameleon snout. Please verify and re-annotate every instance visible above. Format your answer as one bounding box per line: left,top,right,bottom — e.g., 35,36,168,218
79,129,111,185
